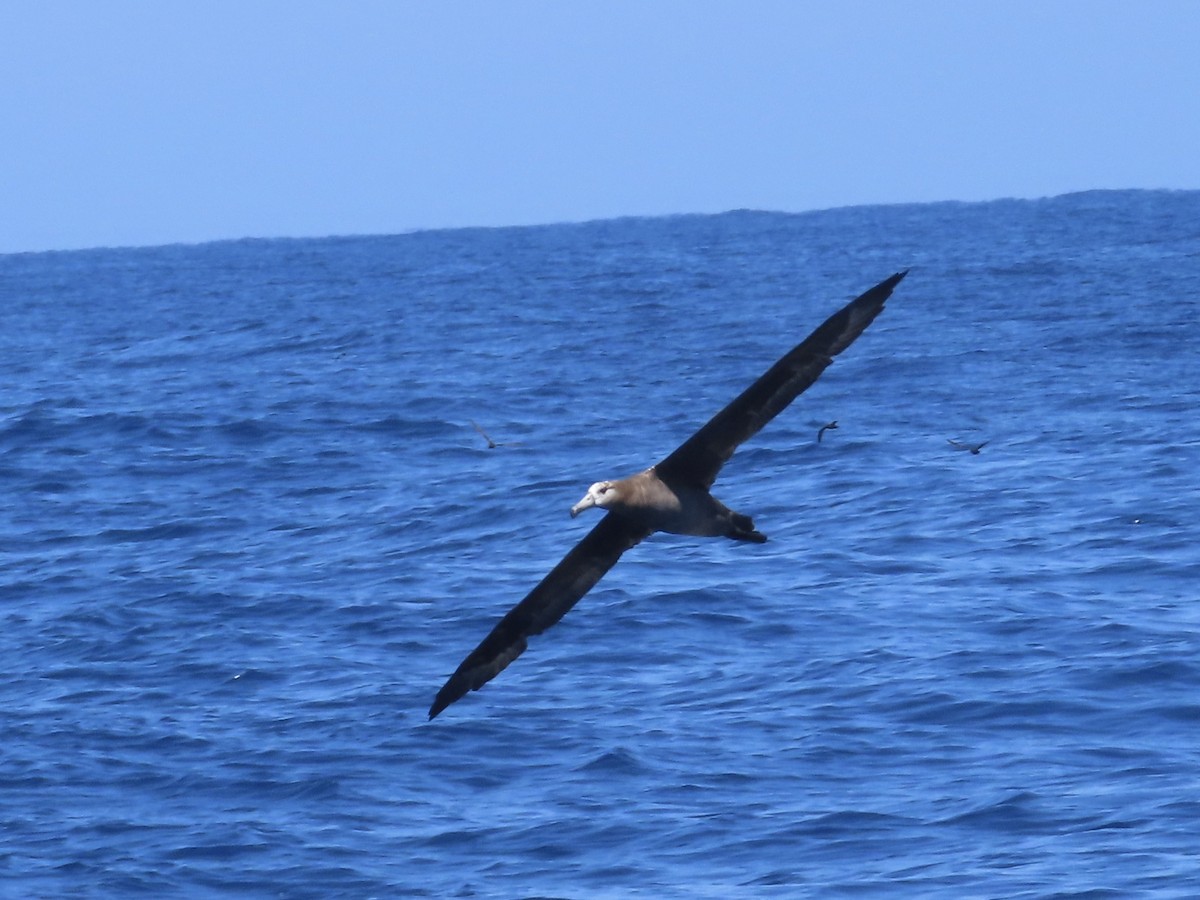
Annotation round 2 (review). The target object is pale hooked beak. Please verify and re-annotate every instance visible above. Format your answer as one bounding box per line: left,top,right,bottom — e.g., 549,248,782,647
570,493,596,518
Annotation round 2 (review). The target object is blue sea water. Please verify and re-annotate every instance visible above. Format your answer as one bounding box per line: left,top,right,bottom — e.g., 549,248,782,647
2,190,1199,897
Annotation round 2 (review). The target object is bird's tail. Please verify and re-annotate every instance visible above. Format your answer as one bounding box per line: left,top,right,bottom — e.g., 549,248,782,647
727,513,767,543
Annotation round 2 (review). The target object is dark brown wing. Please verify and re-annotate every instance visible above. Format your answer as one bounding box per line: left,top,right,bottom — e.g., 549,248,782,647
428,513,651,719
655,271,907,489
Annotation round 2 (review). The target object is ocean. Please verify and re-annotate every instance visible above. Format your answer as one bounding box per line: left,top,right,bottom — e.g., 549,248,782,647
2,190,1198,897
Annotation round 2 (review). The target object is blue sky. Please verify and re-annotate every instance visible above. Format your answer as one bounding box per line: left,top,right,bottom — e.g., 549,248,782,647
3,1,1198,253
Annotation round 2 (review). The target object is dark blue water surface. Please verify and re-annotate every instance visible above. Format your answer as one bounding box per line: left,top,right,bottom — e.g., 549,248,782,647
2,190,1199,897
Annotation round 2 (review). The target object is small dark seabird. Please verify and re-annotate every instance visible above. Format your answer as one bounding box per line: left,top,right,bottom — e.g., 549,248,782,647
817,420,839,443
948,438,989,454
470,420,498,449
469,420,522,449
429,271,908,719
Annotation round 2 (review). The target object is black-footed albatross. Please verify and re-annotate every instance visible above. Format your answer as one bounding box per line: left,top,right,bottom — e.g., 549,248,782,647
429,270,908,719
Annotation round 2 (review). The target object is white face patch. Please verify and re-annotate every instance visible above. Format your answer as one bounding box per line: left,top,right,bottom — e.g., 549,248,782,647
592,482,618,506
571,481,618,518
572,482,606,518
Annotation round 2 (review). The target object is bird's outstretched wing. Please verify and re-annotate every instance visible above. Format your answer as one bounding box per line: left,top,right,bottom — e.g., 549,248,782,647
429,514,651,719
654,271,907,489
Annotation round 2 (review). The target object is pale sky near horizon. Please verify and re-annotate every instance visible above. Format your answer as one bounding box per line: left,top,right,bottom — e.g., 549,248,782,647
3,1,1198,254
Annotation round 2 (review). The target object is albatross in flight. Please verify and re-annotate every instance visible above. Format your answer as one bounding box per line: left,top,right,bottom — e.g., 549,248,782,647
429,270,908,719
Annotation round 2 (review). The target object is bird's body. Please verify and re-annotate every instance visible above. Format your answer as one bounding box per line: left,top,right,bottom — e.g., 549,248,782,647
570,469,765,542
429,270,909,719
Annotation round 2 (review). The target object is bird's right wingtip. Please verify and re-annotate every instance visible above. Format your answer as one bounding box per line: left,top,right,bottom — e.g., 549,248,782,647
863,270,908,299
858,270,908,307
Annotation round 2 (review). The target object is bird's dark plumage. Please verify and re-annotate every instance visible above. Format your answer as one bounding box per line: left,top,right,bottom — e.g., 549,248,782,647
655,272,903,490
428,515,651,719
429,270,908,719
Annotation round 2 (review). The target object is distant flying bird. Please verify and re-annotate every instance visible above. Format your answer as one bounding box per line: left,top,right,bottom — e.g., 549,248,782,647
470,420,498,449
817,421,839,443
430,271,909,719
948,438,989,455
469,421,522,449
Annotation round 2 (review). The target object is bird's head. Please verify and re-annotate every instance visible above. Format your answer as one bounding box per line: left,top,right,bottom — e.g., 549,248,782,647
570,481,618,518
